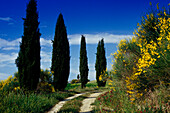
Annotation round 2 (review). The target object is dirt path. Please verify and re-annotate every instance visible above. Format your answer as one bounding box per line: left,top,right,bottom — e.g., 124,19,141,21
47,93,84,113
80,92,103,113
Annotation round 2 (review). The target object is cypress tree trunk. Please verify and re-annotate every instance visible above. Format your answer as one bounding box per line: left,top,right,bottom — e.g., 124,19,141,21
95,39,107,87
51,13,70,91
80,35,89,88
16,0,41,90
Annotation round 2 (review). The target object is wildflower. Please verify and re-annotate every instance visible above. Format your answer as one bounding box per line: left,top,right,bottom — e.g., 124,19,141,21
99,75,102,81
130,98,135,101
108,82,112,86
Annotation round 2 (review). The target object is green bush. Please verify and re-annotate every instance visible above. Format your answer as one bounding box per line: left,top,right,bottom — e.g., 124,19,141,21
70,79,80,84
40,69,53,84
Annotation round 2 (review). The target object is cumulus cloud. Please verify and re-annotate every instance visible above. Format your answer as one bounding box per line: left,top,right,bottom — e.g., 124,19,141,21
0,38,21,49
2,47,18,51
69,33,133,45
0,73,9,80
0,33,132,50
40,38,52,46
0,17,13,21
0,52,18,64
0,38,52,50
41,51,51,63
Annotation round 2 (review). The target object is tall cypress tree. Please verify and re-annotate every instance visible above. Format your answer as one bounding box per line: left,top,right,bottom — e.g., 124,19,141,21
95,39,107,87
51,13,70,91
79,35,89,88
100,39,107,86
16,0,41,90
95,41,101,86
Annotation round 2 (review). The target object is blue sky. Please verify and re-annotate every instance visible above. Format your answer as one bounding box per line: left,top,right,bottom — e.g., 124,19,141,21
0,0,169,81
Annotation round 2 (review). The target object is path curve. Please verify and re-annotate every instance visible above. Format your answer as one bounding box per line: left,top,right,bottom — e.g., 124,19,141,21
80,92,103,113
48,93,84,113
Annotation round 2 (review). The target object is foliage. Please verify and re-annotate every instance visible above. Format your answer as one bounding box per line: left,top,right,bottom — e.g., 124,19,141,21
77,74,80,80
0,76,19,92
0,75,74,113
111,4,170,101
36,82,55,93
58,93,90,113
70,79,80,84
15,0,41,90
65,80,108,93
92,3,170,113
51,13,70,91
95,39,107,87
80,35,89,88
40,69,53,83
93,77,169,112
0,91,74,113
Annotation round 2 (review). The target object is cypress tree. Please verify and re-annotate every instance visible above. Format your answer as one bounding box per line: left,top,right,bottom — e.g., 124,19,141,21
95,39,107,87
79,35,89,88
51,13,70,91
95,41,101,86
16,0,41,90
100,39,107,86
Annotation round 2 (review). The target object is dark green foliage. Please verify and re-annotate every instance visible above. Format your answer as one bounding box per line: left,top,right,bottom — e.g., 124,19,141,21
51,13,70,91
16,0,41,90
77,74,80,80
95,39,107,87
79,35,89,88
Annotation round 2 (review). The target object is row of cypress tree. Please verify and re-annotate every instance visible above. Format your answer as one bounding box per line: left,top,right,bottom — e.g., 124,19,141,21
15,0,70,91
16,0,107,91
80,37,107,88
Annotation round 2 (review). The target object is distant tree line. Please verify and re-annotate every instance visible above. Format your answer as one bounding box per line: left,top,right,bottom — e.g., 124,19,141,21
16,0,107,91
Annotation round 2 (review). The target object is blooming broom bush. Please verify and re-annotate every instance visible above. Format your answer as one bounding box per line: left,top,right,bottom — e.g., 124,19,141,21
93,4,170,113
112,4,170,101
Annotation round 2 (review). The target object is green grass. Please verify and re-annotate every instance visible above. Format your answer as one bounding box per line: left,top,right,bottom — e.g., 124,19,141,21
65,80,109,93
92,77,169,113
58,93,91,113
0,80,108,113
0,91,74,113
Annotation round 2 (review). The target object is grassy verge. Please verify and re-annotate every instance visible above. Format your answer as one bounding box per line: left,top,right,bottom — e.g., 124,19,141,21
58,93,91,113
65,80,109,93
0,90,74,113
92,77,169,113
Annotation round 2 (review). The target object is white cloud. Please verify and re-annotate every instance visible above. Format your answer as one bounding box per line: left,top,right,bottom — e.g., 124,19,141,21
0,17,13,21
0,33,132,50
69,33,133,45
0,38,51,50
0,52,18,64
41,51,51,62
2,47,18,51
40,38,52,46
0,38,21,49
0,73,9,80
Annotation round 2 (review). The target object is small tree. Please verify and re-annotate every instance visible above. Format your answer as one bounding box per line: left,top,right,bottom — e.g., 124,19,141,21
51,13,70,91
95,39,107,87
77,74,80,80
15,0,41,90
79,35,89,88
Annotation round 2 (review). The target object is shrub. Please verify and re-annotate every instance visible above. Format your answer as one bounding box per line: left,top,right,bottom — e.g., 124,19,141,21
70,79,80,84
111,4,170,101
40,69,53,84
